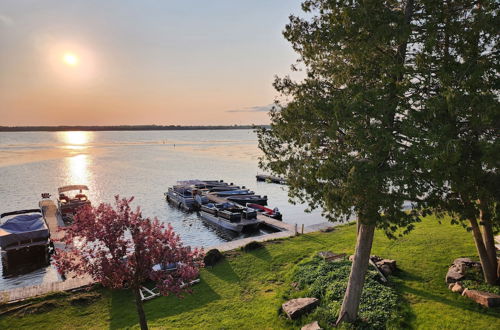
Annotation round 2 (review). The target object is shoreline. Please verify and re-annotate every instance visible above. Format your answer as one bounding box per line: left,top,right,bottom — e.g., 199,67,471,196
0,125,266,132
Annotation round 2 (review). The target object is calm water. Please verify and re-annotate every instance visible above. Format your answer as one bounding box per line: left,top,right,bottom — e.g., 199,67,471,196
0,129,328,290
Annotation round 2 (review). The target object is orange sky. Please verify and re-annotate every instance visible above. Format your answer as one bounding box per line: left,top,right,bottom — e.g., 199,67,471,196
0,1,302,126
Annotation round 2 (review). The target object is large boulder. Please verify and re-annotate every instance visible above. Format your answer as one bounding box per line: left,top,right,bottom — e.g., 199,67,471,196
463,289,500,308
282,297,319,320
301,321,322,330
446,265,465,283
446,257,481,283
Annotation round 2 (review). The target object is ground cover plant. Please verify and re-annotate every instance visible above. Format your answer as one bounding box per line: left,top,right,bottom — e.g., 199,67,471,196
1,216,499,329
287,257,400,329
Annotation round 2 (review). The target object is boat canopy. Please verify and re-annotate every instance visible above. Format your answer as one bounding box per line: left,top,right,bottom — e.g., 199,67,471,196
58,185,89,194
0,211,49,250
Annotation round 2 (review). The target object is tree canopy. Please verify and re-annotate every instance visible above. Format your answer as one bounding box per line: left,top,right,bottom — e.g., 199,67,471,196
53,196,204,329
258,0,499,322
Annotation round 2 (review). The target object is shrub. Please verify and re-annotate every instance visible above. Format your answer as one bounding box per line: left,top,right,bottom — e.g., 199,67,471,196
461,280,500,295
204,249,224,267
290,256,400,329
241,241,264,252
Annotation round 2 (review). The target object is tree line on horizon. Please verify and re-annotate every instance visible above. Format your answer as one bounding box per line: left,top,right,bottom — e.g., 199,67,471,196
0,124,266,132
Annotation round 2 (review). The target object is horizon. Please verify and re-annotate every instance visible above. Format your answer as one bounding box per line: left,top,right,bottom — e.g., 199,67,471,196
0,0,302,126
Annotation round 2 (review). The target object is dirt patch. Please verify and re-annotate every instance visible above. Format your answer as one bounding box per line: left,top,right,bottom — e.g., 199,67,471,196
15,300,58,316
68,292,102,306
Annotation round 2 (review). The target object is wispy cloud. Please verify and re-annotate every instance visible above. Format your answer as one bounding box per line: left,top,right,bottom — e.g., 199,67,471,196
0,14,14,26
226,104,276,113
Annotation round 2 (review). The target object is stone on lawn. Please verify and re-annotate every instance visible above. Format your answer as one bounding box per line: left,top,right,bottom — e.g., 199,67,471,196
446,265,464,283
379,264,393,276
374,258,397,276
463,290,500,307
451,282,464,294
282,298,319,320
453,257,474,265
301,320,322,330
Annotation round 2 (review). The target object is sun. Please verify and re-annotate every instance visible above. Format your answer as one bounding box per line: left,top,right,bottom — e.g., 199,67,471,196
63,53,79,66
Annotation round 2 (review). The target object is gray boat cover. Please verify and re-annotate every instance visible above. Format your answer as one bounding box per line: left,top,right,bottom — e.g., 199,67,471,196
0,214,49,249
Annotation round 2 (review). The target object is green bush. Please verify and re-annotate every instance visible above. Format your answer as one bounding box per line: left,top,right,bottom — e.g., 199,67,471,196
290,257,400,329
203,249,224,267
241,241,264,252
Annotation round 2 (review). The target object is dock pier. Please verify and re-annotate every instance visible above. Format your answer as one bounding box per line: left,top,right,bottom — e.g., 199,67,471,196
256,174,286,184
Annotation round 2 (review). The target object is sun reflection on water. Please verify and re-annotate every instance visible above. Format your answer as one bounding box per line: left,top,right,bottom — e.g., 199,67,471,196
66,154,90,185
58,131,92,150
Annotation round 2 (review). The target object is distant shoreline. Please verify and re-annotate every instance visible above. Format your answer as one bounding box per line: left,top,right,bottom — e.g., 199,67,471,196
0,125,267,132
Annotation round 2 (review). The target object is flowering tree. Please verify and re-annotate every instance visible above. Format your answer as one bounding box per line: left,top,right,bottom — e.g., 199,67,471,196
53,196,204,330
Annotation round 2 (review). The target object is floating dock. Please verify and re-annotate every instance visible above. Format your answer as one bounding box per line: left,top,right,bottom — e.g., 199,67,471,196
256,174,286,184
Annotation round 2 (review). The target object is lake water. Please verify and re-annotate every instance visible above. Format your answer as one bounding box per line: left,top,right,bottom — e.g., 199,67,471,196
0,129,328,290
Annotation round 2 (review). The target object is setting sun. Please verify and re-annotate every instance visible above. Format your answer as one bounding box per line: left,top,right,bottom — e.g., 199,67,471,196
63,53,79,66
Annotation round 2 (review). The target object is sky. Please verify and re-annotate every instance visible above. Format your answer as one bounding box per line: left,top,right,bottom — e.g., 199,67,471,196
0,0,303,126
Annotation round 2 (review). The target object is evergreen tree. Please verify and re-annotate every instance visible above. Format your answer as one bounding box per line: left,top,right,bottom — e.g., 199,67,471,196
412,0,499,284
258,0,420,323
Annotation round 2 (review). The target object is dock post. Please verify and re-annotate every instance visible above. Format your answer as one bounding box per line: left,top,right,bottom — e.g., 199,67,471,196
294,223,298,235
301,224,304,234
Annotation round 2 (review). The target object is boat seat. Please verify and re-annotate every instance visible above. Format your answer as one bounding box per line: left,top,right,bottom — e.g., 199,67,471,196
75,194,87,201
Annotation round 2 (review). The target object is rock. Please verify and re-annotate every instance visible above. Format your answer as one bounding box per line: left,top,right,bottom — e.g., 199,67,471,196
349,255,355,262
462,288,469,296
463,290,500,307
380,259,397,270
282,298,319,320
301,321,322,330
446,265,464,283
453,257,474,265
373,258,397,276
379,264,393,277
448,283,455,290
451,282,464,294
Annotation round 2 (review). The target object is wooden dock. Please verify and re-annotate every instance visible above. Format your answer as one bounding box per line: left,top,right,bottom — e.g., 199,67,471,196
256,174,286,184
0,275,93,304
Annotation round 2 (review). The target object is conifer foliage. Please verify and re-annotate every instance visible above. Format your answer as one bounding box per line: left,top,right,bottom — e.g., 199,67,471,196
259,0,498,324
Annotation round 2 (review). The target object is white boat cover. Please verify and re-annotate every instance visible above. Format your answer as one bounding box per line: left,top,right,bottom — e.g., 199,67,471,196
0,213,49,249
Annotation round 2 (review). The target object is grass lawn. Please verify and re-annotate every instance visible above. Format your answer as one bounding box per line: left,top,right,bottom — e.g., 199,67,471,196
1,215,499,329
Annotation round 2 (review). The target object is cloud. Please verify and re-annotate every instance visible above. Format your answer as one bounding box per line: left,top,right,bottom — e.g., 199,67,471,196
0,14,13,26
226,104,276,113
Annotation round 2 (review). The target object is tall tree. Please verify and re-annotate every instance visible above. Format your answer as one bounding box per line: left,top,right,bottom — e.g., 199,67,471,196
53,196,204,330
258,0,420,324
412,0,499,284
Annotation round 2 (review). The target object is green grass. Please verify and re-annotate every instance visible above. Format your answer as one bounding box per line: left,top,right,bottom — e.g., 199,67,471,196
1,215,499,329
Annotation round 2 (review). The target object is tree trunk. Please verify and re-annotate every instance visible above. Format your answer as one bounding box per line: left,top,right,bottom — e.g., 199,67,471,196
336,221,376,325
479,203,498,278
469,218,497,285
133,286,148,330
